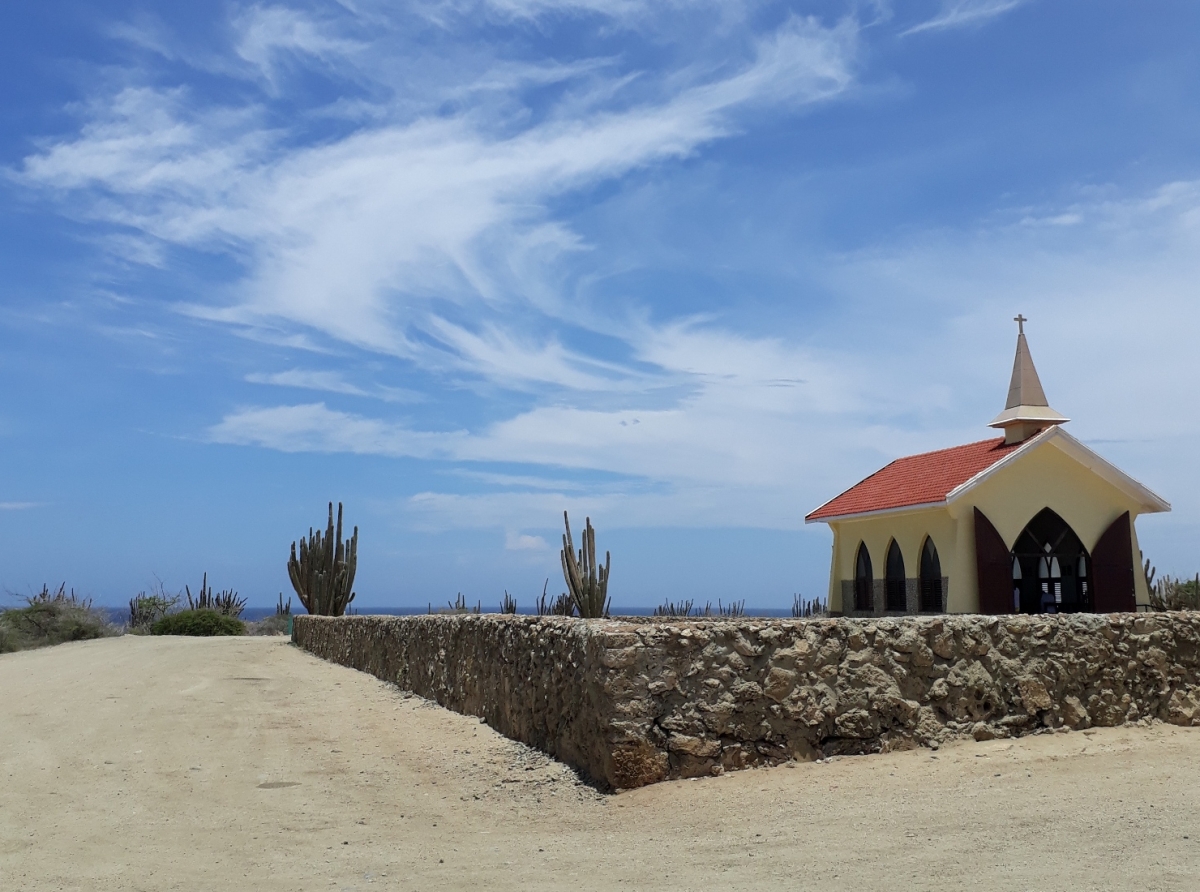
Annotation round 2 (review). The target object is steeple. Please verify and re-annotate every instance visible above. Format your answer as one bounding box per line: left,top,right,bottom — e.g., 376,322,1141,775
988,315,1069,445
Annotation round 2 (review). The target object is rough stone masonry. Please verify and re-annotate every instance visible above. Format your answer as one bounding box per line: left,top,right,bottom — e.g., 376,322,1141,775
293,612,1200,789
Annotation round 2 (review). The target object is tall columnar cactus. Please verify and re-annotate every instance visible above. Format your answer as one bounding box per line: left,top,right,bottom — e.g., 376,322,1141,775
288,502,358,616
560,511,610,618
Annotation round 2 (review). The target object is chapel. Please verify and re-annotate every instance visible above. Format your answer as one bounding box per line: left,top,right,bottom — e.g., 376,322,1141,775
806,317,1169,616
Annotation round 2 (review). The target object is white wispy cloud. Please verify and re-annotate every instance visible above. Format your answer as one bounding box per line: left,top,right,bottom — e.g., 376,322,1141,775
246,369,370,397
244,368,423,402
207,402,465,457
902,0,1027,36
207,176,1200,532
16,10,859,387
0,502,40,511
233,5,366,88
18,1,1199,548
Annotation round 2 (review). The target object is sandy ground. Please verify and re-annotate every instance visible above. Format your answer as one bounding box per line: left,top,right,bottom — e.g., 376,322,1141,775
2,637,1198,891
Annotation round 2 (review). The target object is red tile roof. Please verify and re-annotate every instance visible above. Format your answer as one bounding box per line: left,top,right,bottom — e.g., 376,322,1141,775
806,436,1025,522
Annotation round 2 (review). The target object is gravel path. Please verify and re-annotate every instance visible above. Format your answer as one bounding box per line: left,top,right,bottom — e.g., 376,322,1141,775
2,635,1198,890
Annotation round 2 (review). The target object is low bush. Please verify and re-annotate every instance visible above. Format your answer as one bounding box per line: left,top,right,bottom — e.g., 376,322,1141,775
1150,575,1200,611
0,584,118,651
151,609,246,637
247,614,290,636
129,590,179,632
0,624,20,654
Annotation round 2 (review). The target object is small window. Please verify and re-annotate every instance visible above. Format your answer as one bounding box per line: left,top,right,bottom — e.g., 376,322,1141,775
886,540,907,612
854,543,873,612
920,537,943,613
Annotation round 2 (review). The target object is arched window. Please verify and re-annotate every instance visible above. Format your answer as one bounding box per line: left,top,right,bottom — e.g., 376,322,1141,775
1012,508,1090,614
854,543,873,612
920,537,942,613
886,540,907,612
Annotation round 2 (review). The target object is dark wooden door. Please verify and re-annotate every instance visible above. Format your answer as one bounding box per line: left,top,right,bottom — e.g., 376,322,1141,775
1092,511,1136,613
974,508,1013,614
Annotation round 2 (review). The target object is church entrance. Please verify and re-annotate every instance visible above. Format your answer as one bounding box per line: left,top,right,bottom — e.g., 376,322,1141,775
975,506,1137,614
1011,508,1090,614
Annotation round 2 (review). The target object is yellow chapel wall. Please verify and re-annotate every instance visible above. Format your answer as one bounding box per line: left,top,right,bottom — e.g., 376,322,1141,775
825,439,1154,613
950,440,1153,608
827,506,960,613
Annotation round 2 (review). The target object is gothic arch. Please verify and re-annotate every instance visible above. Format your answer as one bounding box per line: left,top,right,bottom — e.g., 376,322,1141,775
919,536,943,612
1012,508,1090,614
854,542,873,612
885,539,907,612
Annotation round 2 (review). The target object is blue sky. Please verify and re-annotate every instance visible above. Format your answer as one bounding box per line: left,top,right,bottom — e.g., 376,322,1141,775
2,0,1198,609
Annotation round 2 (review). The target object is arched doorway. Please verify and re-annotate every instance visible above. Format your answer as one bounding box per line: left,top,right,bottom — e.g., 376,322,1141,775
1011,508,1090,614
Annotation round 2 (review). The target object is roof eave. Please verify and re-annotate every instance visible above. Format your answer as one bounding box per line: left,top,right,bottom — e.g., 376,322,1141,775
805,500,949,525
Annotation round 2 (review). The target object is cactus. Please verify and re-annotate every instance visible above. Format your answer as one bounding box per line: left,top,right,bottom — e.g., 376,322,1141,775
713,598,746,618
560,511,609,618
129,590,177,630
534,579,576,616
186,572,246,617
1142,551,1156,591
1149,573,1200,612
500,590,518,614
276,593,291,617
792,594,827,617
653,598,693,618
448,593,481,614
287,502,358,616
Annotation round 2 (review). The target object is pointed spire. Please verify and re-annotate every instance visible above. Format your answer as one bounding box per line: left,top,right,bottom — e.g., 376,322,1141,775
989,315,1068,444
1004,329,1050,410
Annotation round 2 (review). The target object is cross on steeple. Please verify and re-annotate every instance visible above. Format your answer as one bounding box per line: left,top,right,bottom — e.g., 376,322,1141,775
1014,313,1027,335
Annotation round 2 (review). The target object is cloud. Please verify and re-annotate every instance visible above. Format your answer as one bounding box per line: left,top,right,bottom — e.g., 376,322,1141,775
16,11,860,387
233,5,365,88
19,1,1199,549
244,368,423,402
451,469,589,490
210,318,875,489
0,502,39,511
207,402,465,457
901,0,1027,36
246,369,370,397
207,176,1200,533
505,531,549,551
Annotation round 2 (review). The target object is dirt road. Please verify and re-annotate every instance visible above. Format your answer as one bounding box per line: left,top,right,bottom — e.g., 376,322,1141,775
2,635,1198,891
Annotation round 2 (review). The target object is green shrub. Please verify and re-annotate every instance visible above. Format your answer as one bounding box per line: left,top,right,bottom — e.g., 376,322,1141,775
1150,574,1200,611
129,591,179,632
151,609,246,637
247,614,290,636
0,585,118,651
0,624,20,654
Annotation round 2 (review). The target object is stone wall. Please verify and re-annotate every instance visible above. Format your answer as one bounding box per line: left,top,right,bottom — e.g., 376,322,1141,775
293,612,1200,790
